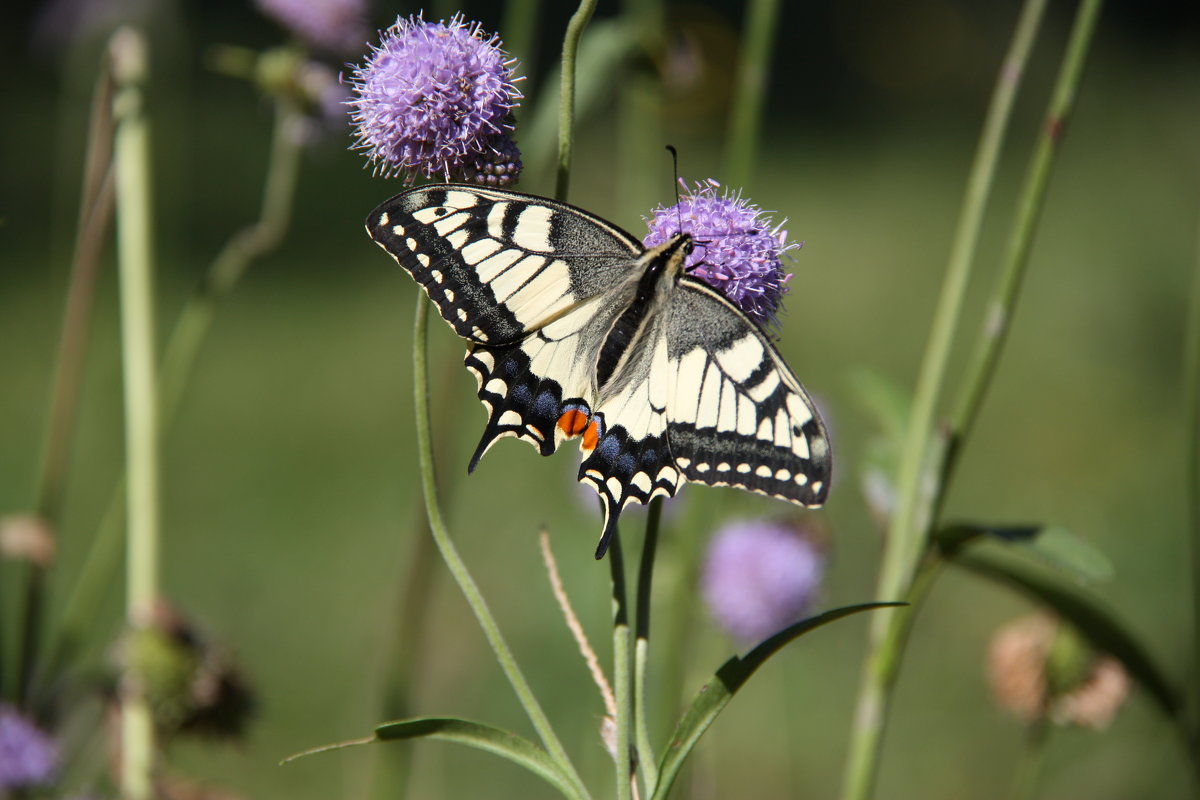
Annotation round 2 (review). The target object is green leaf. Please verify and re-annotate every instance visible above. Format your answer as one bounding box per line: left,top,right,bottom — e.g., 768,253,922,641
284,717,584,800
935,522,1113,584
947,547,1184,725
651,602,903,800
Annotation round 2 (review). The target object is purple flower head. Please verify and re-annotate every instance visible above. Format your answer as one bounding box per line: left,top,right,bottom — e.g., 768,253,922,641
349,14,524,184
701,519,824,644
0,704,57,790
644,179,799,329
256,0,368,55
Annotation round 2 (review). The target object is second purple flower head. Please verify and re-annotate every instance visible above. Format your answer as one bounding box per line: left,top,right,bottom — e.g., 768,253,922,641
349,13,524,185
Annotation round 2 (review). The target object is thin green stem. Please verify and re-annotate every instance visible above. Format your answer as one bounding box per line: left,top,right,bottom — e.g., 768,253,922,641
112,27,159,800
725,0,783,186
17,65,116,709
1187,212,1200,739
412,295,588,800
554,0,600,201
43,97,305,689
1009,718,1050,800
633,500,663,795
609,534,632,800
842,2,1049,798
942,0,1104,500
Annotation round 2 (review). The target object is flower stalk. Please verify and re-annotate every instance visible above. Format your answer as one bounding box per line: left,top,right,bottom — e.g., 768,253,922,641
555,0,599,200
842,0,1045,795
43,94,306,692
111,26,159,800
842,1,1107,797
16,63,116,707
411,295,588,800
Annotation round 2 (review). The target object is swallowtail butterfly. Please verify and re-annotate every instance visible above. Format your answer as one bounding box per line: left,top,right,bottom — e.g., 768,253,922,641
368,185,831,558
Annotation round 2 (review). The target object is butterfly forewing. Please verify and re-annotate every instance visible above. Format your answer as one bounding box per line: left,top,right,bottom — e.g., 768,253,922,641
368,186,644,346
366,184,832,558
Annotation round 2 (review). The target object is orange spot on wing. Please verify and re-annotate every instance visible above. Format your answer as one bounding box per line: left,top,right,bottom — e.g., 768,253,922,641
581,420,601,452
557,408,590,438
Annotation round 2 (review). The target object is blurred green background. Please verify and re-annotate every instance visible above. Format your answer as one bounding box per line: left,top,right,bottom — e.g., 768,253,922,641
1,0,1198,797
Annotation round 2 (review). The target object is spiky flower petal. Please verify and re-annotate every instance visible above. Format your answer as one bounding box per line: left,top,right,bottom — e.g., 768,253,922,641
644,179,798,329
348,14,523,184
701,519,824,643
255,0,368,55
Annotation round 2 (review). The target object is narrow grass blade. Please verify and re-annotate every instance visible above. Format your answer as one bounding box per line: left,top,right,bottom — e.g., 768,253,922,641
286,717,583,800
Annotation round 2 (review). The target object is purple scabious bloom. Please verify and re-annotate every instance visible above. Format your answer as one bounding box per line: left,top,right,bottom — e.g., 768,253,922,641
0,704,58,790
701,519,824,644
644,179,798,329
348,14,524,185
255,0,368,55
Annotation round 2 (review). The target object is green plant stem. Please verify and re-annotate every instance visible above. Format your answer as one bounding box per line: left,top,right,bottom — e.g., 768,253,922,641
111,27,158,800
411,295,588,800
16,66,116,710
942,0,1104,499
1009,718,1050,800
609,534,633,800
43,97,304,689
1187,212,1200,742
841,2,1048,798
633,500,663,795
554,0,599,201
725,0,783,186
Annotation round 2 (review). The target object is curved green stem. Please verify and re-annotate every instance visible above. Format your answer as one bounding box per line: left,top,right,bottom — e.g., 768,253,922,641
842,1,1049,797
412,296,589,800
942,0,1105,499
554,0,600,200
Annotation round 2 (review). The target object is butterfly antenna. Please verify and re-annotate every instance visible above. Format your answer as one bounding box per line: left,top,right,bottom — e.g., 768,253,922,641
665,145,684,235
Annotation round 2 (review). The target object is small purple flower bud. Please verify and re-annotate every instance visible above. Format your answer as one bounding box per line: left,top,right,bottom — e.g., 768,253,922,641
348,14,524,184
644,179,799,329
255,0,368,55
0,704,58,790
701,519,824,644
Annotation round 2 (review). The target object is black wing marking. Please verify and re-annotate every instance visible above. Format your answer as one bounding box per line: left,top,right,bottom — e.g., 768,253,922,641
367,184,645,347
663,278,831,507
463,295,619,467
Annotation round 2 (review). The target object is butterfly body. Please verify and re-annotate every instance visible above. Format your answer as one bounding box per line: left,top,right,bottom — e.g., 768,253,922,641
368,184,831,558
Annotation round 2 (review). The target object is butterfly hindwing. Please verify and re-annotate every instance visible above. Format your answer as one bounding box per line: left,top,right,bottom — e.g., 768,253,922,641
464,295,622,466
368,186,645,346
663,278,831,507
578,319,682,556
